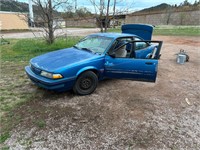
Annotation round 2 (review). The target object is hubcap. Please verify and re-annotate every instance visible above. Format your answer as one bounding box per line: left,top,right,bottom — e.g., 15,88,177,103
80,78,92,90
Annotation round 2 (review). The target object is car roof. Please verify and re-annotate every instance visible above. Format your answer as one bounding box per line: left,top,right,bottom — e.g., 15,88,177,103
89,32,138,39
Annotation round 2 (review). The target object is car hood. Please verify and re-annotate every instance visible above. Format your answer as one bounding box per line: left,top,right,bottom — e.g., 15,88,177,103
30,47,96,72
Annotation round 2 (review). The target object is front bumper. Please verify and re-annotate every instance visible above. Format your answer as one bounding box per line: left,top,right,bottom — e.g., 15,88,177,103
25,66,76,91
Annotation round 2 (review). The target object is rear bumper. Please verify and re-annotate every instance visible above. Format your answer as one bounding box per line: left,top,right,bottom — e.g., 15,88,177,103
25,66,76,91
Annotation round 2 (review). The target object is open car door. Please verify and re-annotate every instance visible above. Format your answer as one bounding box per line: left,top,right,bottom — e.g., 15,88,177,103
104,41,162,82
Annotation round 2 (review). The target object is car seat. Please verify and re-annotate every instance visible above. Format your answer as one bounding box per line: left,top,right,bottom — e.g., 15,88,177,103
115,45,127,57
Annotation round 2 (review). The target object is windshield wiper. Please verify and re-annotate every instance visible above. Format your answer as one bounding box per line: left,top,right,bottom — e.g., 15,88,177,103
81,47,95,53
73,45,79,49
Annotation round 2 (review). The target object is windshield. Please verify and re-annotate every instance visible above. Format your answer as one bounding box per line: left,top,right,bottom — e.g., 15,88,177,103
74,35,113,54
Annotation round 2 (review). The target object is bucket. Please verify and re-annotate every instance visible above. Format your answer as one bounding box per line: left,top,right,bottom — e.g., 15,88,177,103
177,54,186,64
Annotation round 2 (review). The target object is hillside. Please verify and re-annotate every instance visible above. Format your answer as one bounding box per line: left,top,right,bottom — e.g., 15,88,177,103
133,2,200,15
139,3,172,13
0,0,61,18
0,0,29,12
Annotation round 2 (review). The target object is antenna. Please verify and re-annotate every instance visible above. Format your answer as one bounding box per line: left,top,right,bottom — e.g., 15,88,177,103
29,0,34,27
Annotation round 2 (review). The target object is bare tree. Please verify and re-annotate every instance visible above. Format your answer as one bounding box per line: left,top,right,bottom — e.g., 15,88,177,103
104,0,111,32
90,0,112,32
112,0,116,28
166,5,173,25
99,0,105,32
90,0,134,32
32,0,68,44
89,0,103,32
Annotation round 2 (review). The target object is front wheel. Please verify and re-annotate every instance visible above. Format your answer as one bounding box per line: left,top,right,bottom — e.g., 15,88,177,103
73,71,98,95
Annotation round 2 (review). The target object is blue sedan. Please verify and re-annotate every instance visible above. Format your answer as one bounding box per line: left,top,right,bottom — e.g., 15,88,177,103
25,24,163,95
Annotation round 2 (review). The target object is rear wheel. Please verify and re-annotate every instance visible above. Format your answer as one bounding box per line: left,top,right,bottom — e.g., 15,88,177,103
73,71,98,95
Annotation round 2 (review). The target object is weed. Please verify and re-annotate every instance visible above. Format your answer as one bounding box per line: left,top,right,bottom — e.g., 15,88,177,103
1,146,10,150
0,132,10,143
34,119,46,128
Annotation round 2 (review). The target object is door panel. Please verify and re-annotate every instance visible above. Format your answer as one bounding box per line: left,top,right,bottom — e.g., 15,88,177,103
135,46,153,59
104,56,158,82
133,41,163,59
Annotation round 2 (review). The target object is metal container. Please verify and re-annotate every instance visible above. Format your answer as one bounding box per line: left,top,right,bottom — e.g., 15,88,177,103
177,54,186,64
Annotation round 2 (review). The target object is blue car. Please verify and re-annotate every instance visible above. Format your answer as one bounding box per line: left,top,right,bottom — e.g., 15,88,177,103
25,24,163,95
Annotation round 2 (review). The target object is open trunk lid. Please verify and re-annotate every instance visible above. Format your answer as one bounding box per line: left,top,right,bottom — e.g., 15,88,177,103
122,24,154,40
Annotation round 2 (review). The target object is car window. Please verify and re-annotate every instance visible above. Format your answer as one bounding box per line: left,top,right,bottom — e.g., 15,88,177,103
74,36,113,53
134,37,148,50
107,37,134,58
117,37,132,44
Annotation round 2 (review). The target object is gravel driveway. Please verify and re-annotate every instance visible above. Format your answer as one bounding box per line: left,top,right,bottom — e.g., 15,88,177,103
1,28,100,39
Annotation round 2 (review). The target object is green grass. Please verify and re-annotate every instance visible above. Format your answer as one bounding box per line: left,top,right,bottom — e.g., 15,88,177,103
1,146,10,150
153,25,200,36
0,37,80,145
108,25,200,36
0,132,10,144
1,37,81,61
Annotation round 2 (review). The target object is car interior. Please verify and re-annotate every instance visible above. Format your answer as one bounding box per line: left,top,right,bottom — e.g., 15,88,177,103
115,44,127,57
108,37,161,59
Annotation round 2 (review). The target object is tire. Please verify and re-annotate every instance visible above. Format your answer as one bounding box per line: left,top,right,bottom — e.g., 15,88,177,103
73,71,98,95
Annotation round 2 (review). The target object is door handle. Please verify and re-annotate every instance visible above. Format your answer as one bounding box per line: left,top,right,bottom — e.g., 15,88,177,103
145,62,153,65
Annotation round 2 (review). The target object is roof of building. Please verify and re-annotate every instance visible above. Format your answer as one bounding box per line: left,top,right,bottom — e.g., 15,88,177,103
0,11,28,14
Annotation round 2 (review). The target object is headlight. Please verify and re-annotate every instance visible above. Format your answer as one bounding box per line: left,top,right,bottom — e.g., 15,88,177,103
40,71,63,79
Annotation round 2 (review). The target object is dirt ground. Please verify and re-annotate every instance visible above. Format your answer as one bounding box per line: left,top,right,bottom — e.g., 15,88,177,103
4,35,200,149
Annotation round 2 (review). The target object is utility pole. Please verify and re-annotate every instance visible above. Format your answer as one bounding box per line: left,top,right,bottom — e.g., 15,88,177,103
29,0,34,27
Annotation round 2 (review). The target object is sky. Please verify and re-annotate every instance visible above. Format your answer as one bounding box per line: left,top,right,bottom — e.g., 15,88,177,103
18,0,197,13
